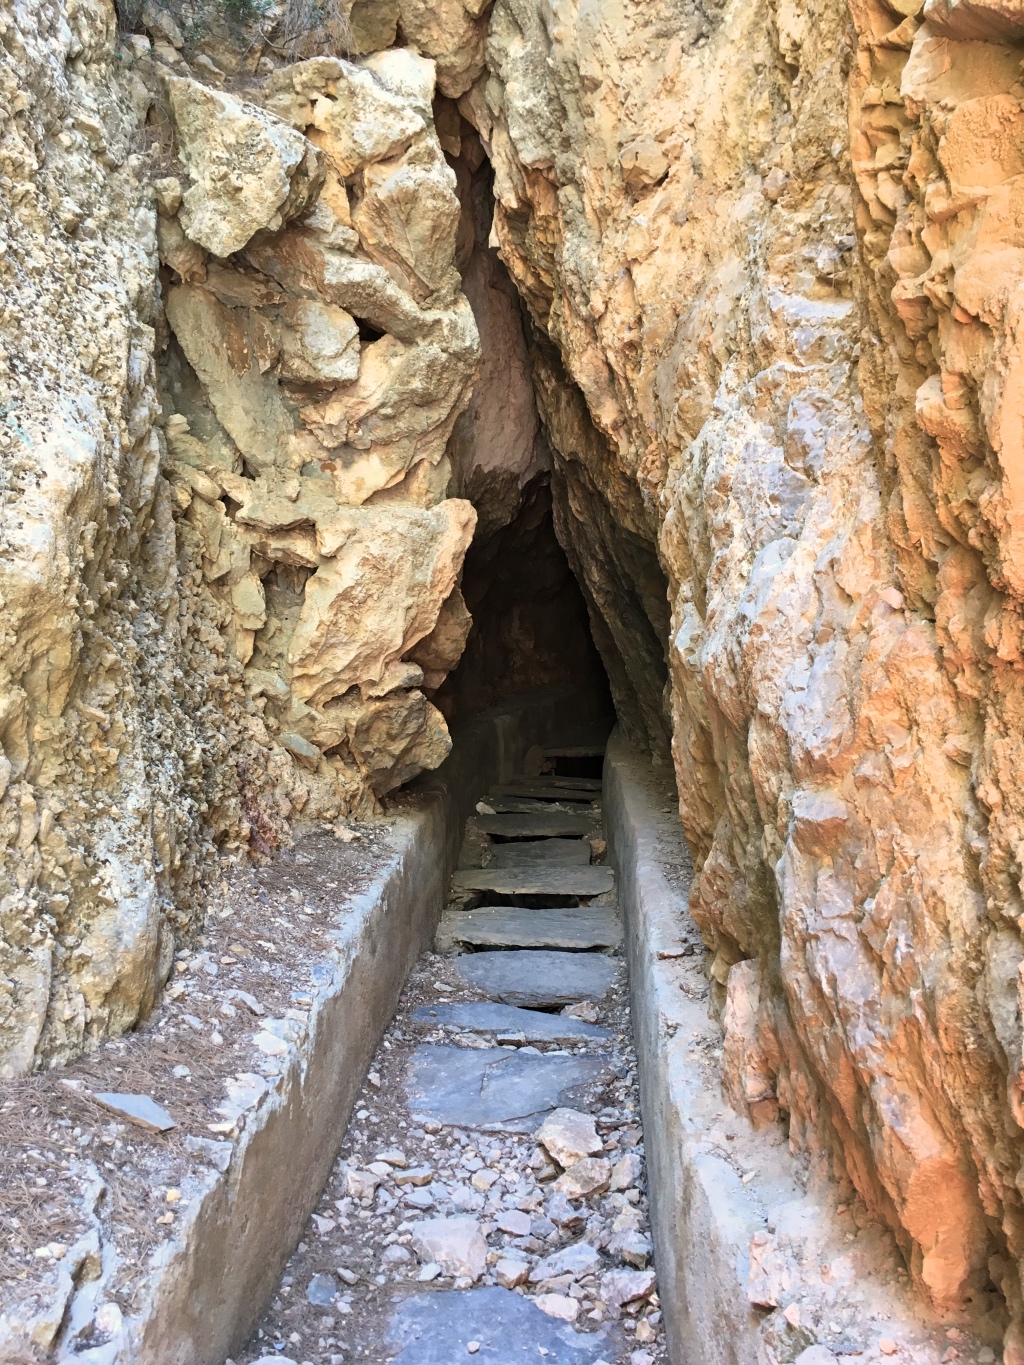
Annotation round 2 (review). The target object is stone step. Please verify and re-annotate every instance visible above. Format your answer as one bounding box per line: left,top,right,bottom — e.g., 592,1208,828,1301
405,1043,613,1131
437,907,621,953
484,796,586,814
410,1000,611,1042
453,949,620,1008
541,746,606,760
494,782,599,801
513,772,603,789
388,1286,612,1364
471,813,594,839
451,865,614,898
490,838,592,867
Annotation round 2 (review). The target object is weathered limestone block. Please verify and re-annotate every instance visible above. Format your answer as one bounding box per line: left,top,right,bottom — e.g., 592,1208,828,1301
291,312,479,497
274,300,361,384
306,62,423,172
216,471,338,533
396,0,490,98
167,77,324,257
351,152,463,303
406,587,473,676
316,687,452,795
721,960,779,1129
290,500,477,704
165,284,294,474
261,55,424,171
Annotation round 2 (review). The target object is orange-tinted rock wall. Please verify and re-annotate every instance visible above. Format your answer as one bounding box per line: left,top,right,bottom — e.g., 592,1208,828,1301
456,0,1024,1343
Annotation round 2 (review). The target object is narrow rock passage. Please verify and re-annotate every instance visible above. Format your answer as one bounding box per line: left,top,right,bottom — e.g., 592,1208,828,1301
237,748,665,1365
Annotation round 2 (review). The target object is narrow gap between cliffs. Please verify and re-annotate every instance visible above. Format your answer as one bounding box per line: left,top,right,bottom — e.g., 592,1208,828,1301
232,103,667,1365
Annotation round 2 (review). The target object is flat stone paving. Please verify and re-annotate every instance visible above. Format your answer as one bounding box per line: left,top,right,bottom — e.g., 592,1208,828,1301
387,1287,612,1363
471,814,594,839
237,756,665,1365
454,950,620,1008
409,1001,611,1042
452,866,616,897
437,907,622,953
406,1045,615,1132
491,839,594,867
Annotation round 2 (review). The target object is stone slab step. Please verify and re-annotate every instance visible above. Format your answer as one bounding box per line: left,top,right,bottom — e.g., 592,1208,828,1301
410,1000,611,1042
452,865,614,897
512,772,603,789
454,949,620,1008
542,746,606,759
437,907,621,952
405,1044,613,1131
388,1286,611,1364
484,796,585,814
490,838,592,867
493,782,598,801
471,813,593,839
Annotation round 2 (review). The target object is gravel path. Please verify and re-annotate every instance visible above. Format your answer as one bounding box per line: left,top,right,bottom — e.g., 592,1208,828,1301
236,762,666,1365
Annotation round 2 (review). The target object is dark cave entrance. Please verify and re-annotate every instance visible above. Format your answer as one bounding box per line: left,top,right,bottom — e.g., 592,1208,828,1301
429,100,665,756
433,474,614,733
425,104,616,742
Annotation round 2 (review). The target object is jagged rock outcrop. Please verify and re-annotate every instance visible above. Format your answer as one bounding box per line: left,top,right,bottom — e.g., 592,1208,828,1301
0,5,482,1077
468,0,1024,1348
158,53,480,812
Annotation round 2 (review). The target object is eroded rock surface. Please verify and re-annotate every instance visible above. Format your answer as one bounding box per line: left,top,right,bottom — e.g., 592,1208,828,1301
0,9,483,1077
470,0,1024,1347
159,53,481,815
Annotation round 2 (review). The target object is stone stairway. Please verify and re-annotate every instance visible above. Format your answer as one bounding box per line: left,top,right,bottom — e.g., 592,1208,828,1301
240,746,663,1365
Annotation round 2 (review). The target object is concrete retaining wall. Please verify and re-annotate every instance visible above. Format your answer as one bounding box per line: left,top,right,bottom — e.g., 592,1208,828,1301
603,730,762,1365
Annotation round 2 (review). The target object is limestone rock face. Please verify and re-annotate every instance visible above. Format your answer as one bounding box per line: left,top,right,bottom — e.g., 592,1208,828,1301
157,51,481,819
288,501,477,706
0,0,203,1081
0,15,480,1078
479,0,1024,1338
397,0,491,98
168,77,324,257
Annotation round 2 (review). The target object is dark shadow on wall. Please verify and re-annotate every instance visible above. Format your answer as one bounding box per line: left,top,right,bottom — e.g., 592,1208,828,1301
529,336,673,761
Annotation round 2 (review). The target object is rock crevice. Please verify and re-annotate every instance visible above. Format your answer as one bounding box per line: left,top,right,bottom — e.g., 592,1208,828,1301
7,0,1024,1353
